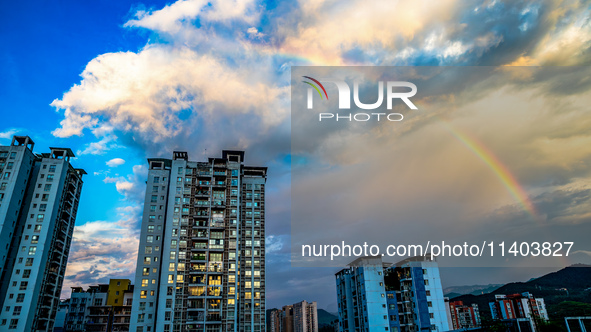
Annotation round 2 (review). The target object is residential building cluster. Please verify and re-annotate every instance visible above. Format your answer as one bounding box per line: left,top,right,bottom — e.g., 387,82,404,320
269,300,319,332
53,279,133,332
489,293,549,332
1,135,268,332
0,134,571,332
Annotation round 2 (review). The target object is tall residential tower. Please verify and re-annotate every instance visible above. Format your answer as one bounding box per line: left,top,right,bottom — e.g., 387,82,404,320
0,135,85,331
130,150,267,332
335,256,449,332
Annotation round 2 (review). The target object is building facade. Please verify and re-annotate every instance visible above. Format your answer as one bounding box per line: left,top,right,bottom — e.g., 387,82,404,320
64,279,133,332
269,308,283,332
0,136,85,331
335,256,449,332
129,150,267,332
292,301,318,332
489,293,548,331
444,299,480,330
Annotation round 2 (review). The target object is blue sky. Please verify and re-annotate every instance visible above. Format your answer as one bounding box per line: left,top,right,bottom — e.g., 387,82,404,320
2,0,591,312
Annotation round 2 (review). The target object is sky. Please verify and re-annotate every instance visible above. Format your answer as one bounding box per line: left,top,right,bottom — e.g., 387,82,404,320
1,0,591,313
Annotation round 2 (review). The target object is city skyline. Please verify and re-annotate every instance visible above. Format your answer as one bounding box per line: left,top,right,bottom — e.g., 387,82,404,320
2,0,591,315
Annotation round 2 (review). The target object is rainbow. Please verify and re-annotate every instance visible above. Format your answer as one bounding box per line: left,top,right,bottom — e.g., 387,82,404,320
441,122,537,218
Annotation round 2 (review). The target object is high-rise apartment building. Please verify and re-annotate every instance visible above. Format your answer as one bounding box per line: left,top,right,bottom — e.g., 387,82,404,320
130,150,267,332
335,256,449,332
0,135,85,331
292,301,318,332
489,292,548,331
271,301,318,332
269,308,283,332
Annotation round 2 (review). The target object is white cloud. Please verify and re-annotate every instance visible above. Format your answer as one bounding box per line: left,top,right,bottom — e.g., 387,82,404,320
247,27,264,39
124,0,259,38
76,134,121,155
62,207,141,296
103,164,148,202
106,158,126,167
51,45,289,158
0,128,20,139
265,235,284,254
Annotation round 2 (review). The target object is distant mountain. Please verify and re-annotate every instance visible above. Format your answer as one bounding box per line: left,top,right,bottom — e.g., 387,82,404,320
450,265,591,321
443,284,503,297
318,308,338,326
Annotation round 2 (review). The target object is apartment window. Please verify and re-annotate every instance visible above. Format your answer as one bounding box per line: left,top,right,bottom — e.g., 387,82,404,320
171,240,177,249
19,282,27,291
39,204,47,212
426,290,431,296
3,172,10,179
28,247,36,256
44,184,51,191
94,299,103,306
47,174,54,182
147,235,153,243
169,263,175,272
31,236,39,244
9,319,18,329
0,193,3,202
152,186,158,192
145,247,152,254
165,311,171,321
144,257,151,264
167,287,173,296
168,275,174,284
22,270,30,278
151,195,157,203
138,313,145,322
147,225,154,233
48,165,56,172
170,252,176,260
140,291,147,299
0,183,6,190
142,279,149,287
153,176,160,183
34,225,41,232
143,268,150,276
15,294,24,303
424,280,429,286
36,214,44,222
6,162,13,170
41,194,49,201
